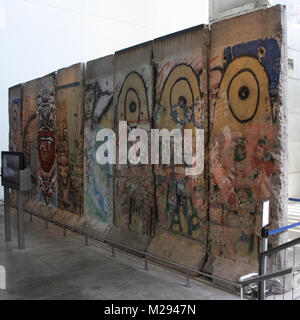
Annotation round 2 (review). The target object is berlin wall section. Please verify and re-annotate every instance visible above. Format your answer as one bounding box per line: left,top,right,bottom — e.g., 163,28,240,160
147,26,210,270
204,5,288,284
106,42,157,252
84,55,115,235
52,63,86,228
7,5,287,286
9,85,23,153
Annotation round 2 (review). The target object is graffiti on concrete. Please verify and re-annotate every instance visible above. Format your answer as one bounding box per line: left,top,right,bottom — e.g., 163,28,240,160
37,89,57,206
208,38,281,261
22,89,38,199
9,97,22,152
85,81,113,127
154,61,207,239
115,70,156,236
84,77,114,225
155,63,204,129
210,39,280,210
57,79,84,215
116,71,149,128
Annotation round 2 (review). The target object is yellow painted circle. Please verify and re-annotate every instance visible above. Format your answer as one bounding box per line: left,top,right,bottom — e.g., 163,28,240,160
227,69,259,123
125,88,140,123
170,79,194,109
161,64,200,110
117,72,148,125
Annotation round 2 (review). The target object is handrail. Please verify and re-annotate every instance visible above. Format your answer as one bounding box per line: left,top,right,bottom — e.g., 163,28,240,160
239,267,298,286
260,237,300,258
18,208,243,290
269,222,300,236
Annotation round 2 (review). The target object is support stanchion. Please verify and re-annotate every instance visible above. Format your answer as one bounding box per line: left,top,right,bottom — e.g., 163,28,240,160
4,187,11,242
144,257,149,271
259,201,270,300
2,155,31,250
184,275,191,288
17,191,25,249
240,287,244,300
259,226,269,300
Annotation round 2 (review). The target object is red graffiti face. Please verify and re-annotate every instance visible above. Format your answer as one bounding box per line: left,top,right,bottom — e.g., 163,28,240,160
38,129,55,173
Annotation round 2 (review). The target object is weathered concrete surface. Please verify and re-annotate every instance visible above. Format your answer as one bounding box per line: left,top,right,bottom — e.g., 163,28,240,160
147,25,210,270
206,5,288,285
24,198,57,220
36,73,57,208
8,85,23,208
9,84,22,152
111,42,156,251
84,55,114,235
56,63,84,216
21,79,39,200
6,5,288,286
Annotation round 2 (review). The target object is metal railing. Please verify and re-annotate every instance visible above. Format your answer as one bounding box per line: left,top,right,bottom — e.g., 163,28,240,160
239,266,300,299
16,208,243,295
239,226,300,300
6,201,300,300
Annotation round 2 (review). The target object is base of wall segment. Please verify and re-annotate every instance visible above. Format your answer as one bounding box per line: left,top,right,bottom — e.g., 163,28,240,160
105,227,152,255
203,255,258,290
147,231,207,275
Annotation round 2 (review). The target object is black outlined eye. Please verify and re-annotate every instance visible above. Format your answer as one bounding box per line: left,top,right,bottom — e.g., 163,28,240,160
117,72,148,127
227,68,259,123
124,88,140,123
158,64,202,129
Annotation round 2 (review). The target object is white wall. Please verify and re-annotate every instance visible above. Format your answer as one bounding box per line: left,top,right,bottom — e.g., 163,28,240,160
270,0,300,200
209,0,269,22
287,19,300,198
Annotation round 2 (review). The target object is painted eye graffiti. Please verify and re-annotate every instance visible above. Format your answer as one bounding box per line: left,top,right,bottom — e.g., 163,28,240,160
238,86,249,100
212,56,272,136
170,78,194,125
117,71,148,127
129,102,137,113
159,64,202,128
227,68,260,123
170,78,194,109
124,87,140,123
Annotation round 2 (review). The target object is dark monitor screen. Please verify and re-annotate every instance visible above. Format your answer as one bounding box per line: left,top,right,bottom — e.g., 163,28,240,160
1,152,25,189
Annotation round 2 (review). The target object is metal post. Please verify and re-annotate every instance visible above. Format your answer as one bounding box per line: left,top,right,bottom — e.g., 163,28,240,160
17,191,25,249
292,245,296,299
262,236,268,300
283,250,287,300
185,275,191,288
259,227,268,300
4,187,11,242
30,214,33,223
240,286,244,300
259,201,270,300
85,236,88,246
144,257,149,271
258,227,268,300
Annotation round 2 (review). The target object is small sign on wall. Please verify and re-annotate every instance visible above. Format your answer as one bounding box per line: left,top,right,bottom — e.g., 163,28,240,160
262,200,270,227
